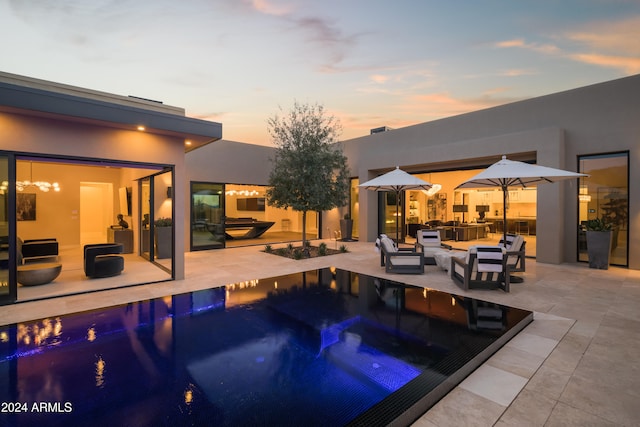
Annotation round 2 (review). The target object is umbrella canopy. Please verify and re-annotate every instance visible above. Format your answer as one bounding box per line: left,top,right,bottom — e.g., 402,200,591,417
456,155,588,246
360,167,432,241
360,166,434,193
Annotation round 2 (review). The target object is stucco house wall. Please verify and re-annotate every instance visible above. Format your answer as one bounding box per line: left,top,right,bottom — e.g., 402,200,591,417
340,74,640,269
1,72,222,282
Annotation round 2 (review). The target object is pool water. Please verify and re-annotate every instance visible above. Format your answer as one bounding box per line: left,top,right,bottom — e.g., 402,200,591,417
0,268,532,426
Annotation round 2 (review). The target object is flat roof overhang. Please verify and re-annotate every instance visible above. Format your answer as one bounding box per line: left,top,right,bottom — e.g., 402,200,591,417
0,78,222,152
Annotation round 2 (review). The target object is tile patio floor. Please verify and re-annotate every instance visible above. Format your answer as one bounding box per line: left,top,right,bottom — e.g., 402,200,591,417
2,240,639,426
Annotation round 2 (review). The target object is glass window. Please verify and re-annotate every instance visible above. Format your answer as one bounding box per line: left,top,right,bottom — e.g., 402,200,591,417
350,178,359,239
0,156,8,300
191,182,225,251
578,152,629,266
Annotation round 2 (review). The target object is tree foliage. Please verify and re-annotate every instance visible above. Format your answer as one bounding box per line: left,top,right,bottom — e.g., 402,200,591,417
266,101,350,247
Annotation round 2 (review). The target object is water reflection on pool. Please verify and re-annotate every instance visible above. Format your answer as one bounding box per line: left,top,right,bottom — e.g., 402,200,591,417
0,268,532,426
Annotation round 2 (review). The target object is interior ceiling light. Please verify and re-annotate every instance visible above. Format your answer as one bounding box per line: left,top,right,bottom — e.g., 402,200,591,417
225,190,260,196
137,125,146,131
8,162,61,193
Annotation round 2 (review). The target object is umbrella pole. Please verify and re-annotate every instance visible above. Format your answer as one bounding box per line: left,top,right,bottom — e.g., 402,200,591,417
502,185,508,248
395,190,400,243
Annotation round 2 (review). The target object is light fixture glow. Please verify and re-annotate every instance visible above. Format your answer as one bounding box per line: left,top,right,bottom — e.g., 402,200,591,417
225,189,260,196
579,185,591,202
137,125,146,131
12,163,61,193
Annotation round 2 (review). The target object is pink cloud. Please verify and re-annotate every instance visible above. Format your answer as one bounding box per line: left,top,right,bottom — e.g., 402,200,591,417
494,38,560,54
570,53,640,74
249,0,294,16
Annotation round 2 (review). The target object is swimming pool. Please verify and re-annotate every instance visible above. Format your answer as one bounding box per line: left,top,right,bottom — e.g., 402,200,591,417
0,268,532,426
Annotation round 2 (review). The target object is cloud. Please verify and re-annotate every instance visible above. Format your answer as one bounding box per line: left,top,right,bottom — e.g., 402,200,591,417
570,53,640,74
291,16,361,73
563,16,640,74
495,17,640,74
494,38,560,55
370,74,390,84
242,0,362,73
565,17,640,55
399,91,525,121
249,0,294,16
499,69,535,77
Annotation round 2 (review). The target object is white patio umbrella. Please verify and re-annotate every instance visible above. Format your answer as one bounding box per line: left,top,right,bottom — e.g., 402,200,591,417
359,167,432,242
456,155,588,247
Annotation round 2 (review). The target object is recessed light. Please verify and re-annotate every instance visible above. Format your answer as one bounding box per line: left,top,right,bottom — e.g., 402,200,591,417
185,140,192,146
137,125,146,131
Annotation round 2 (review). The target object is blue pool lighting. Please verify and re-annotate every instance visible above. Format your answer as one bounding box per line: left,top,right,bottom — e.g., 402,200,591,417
0,268,532,426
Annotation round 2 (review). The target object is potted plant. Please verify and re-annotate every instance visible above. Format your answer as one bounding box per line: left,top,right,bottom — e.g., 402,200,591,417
340,213,354,241
585,217,613,269
154,217,173,259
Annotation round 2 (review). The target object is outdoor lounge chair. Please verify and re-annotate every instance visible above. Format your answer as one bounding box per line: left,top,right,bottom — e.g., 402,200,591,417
451,245,510,292
414,229,452,265
499,233,526,273
376,234,424,274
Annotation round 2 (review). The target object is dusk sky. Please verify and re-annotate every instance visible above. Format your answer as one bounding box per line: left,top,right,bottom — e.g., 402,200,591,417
2,0,639,146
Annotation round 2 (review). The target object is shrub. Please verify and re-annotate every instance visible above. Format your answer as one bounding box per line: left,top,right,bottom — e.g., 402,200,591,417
264,244,273,253
154,217,172,227
586,217,613,231
339,244,349,253
318,242,327,256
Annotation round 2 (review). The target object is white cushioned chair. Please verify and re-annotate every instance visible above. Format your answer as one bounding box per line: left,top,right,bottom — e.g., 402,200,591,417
376,234,424,274
499,233,526,274
414,229,452,265
451,245,510,292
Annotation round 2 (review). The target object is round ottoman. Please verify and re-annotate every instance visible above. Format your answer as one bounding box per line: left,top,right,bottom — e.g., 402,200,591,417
17,263,62,286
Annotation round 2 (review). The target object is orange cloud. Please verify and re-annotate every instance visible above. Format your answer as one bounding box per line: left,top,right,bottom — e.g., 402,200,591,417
570,53,640,74
370,74,390,84
494,39,559,54
563,17,640,73
499,69,535,77
566,17,640,55
495,39,525,48
250,0,293,16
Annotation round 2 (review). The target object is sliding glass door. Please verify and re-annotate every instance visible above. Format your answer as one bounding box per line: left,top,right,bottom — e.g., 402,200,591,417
139,169,174,274
190,182,225,251
0,154,14,304
578,152,629,267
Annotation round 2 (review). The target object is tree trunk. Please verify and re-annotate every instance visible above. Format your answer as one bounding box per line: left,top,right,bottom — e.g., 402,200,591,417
302,210,307,248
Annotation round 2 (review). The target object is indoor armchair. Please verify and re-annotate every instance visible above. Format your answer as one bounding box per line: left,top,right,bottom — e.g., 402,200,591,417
84,243,124,278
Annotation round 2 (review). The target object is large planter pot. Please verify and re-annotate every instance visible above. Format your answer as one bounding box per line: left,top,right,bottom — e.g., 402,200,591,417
586,230,613,269
340,219,353,241
155,226,173,259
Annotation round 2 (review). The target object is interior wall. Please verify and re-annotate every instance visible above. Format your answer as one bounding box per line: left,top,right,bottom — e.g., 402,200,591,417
15,161,159,249
80,182,113,245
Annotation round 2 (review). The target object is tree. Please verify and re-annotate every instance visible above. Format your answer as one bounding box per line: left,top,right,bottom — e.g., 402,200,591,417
266,101,350,250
